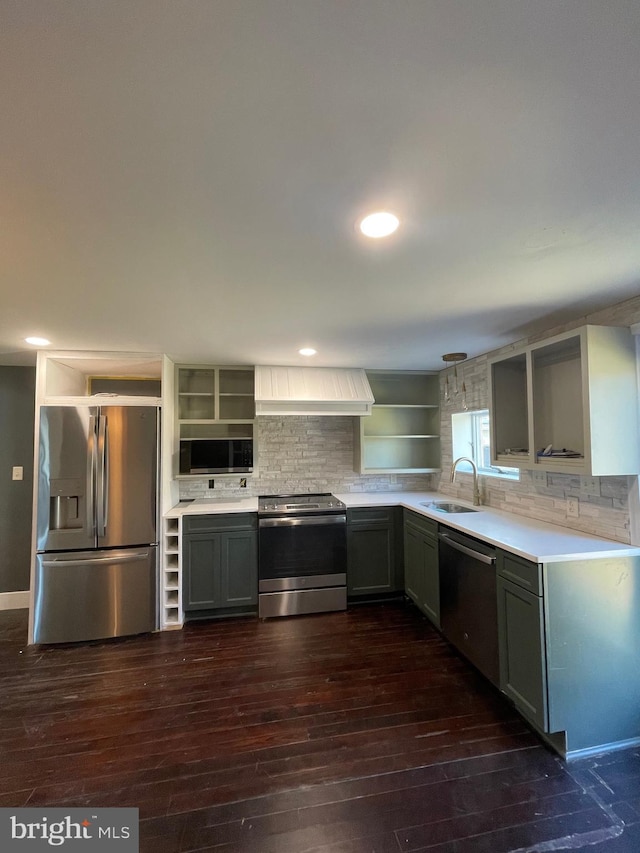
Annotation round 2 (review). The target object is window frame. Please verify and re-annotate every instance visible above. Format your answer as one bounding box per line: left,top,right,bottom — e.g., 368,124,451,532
452,409,520,480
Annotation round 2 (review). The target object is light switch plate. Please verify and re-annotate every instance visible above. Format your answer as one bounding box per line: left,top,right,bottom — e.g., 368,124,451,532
12,466,23,480
567,497,579,518
532,470,547,486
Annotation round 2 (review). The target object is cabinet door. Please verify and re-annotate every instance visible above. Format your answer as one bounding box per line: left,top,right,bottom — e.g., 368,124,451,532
403,521,440,627
403,523,422,606
183,533,222,610
221,531,257,607
347,523,396,595
420,533,440,627
497,576,549,731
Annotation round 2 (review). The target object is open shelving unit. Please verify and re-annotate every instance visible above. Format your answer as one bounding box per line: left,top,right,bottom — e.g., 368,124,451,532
488,325,640,476
489,349,531,468
175,365,256,476
354,370,441,474
161,516,183,629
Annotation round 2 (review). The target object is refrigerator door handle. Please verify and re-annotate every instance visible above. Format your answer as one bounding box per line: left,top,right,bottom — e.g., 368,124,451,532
103,415,110,534
87,415,97,537
40,552,150,567
96,415,108,537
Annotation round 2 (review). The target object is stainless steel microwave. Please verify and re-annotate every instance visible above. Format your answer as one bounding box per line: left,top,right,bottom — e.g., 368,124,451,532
179,439,253,475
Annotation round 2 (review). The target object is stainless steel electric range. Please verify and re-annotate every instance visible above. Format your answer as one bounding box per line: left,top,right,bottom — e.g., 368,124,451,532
257,493,347,618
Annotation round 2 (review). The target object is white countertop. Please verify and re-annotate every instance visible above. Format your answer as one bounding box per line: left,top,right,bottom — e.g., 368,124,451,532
335,491,640,563
165,497,258,517
165,490,640,563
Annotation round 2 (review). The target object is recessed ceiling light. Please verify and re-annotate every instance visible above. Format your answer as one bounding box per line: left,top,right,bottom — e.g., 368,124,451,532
25,336,51,346
359,211,400,238
299,348,317,356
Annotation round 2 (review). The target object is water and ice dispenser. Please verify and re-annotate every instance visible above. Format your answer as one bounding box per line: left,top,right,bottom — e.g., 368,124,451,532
48,478,83,530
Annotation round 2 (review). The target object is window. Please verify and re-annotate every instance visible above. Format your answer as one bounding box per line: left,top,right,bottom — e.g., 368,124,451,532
452,409,520,480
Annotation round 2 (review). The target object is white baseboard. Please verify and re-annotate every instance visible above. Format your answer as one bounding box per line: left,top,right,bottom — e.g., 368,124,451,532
0,590,30,611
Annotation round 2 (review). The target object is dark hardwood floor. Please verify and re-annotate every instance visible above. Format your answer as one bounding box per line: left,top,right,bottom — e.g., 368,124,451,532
2,602,640,852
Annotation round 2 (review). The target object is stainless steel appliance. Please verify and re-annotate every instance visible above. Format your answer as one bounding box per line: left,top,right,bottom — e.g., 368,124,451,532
179,437,253,475
258,493,347,618
438,529,499,687
33,405,158,644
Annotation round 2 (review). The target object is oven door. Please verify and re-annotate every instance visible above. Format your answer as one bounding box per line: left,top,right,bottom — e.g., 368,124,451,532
258,514,347,591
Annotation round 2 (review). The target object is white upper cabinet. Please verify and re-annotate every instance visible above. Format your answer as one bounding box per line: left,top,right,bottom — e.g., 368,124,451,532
36,350,163,405
174,365,256,478
488,325,640,476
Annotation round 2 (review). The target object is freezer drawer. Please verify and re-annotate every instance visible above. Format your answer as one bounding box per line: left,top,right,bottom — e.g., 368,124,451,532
33,546,157,644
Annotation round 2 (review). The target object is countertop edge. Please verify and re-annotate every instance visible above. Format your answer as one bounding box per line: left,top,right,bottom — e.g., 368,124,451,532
165,498,258,518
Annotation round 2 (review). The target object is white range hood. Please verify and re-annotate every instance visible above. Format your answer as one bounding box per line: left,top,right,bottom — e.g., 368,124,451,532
254,366,374,416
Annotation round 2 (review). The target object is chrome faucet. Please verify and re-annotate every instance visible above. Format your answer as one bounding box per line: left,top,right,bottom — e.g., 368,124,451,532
450,456,482,506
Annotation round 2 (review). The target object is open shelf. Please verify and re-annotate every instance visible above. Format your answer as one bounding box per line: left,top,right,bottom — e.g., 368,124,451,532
161,517,183,629
488,325,640,475
355,371,441,474
367,371,439,406
489,350,531,466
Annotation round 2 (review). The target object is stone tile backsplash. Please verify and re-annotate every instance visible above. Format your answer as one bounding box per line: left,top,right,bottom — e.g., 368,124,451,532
178,416,436,500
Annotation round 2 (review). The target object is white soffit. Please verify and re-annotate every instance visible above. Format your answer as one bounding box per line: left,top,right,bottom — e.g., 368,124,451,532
255,366,374,416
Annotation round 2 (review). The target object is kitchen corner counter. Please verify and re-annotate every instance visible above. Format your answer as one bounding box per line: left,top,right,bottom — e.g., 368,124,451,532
335,491,640,563
165,497,259,518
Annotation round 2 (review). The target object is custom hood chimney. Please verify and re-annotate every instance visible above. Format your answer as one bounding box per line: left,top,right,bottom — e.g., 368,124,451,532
254,366,374,416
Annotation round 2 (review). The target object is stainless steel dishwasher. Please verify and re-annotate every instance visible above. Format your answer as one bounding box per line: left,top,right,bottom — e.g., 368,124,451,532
438,529,499,687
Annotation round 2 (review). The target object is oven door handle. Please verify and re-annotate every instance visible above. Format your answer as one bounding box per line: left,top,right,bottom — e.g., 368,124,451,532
259,514,346,528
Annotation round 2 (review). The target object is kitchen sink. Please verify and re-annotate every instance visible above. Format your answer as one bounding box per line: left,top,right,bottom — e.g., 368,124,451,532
421,501,479,513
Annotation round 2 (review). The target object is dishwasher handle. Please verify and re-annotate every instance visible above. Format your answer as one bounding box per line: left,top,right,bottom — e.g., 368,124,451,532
438,532,496,565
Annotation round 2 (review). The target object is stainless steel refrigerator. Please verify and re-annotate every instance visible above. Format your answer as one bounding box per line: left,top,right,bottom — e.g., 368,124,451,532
33,405,158,644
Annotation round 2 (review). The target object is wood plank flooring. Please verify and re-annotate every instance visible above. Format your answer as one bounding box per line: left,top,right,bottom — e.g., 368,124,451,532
2,603,640,851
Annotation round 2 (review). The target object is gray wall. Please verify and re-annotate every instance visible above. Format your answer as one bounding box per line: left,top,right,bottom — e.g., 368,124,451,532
0,366,35,592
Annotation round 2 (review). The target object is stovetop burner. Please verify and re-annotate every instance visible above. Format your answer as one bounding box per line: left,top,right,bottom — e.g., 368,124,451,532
258,492,345,515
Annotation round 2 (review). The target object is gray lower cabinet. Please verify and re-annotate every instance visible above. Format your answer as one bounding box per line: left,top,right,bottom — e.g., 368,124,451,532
497,548,640,758
497,558,548,731
182,513,257,616
403,510,439,626
347,507,403,598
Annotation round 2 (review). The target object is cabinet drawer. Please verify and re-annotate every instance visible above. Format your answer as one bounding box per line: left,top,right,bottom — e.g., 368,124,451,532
348,506,396,525
183,512,257,534
404,509,437,539
498,551,543,596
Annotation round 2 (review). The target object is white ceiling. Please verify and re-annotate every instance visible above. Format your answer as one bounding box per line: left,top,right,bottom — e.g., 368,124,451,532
2,0,640,370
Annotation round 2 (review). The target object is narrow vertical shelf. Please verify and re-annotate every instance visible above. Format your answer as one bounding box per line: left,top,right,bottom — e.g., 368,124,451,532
161,516,183,629
488,348,531,468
